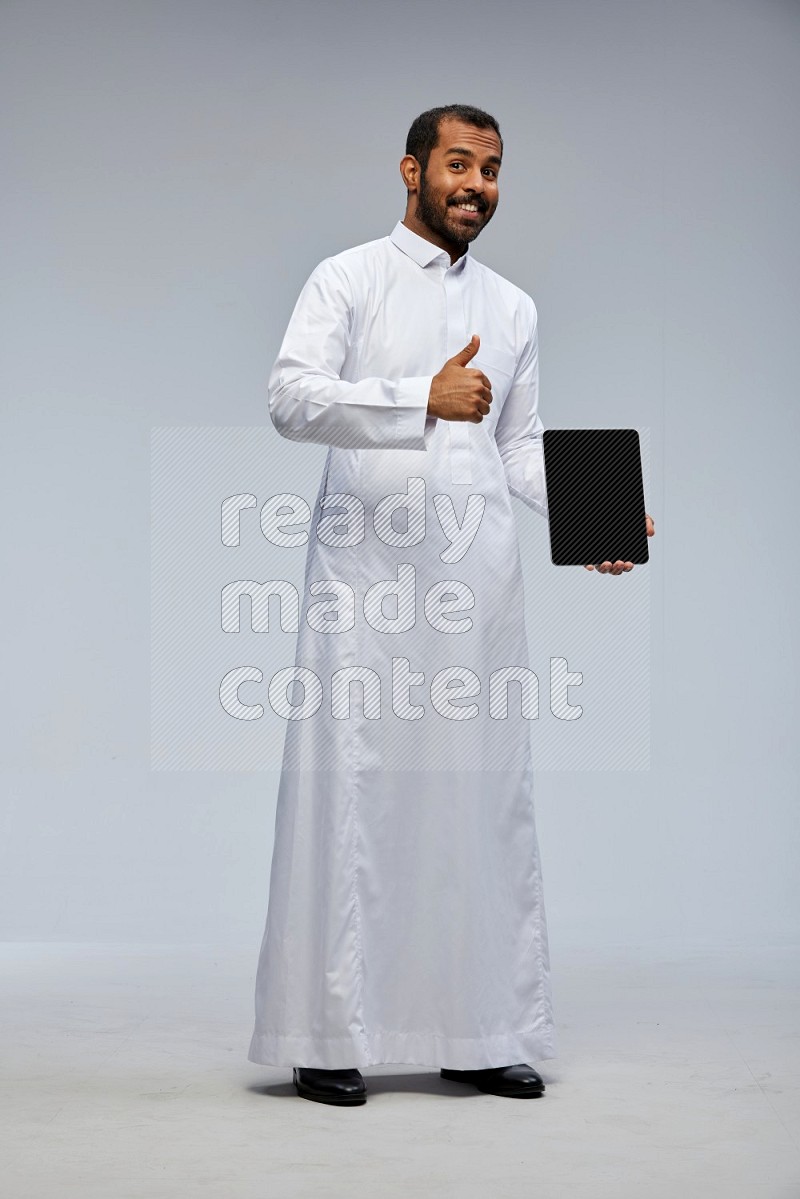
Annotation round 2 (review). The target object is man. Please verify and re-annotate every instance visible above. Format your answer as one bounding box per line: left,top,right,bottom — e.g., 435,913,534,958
248,103,655,1106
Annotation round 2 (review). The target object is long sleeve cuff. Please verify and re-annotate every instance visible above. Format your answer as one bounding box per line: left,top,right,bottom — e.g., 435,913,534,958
501,438,549,520
393,375,437,450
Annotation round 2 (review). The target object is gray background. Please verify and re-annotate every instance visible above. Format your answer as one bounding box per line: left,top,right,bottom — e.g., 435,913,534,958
2,0,797,951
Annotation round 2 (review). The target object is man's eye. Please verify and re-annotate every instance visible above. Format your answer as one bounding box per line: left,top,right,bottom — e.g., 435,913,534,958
450,162,497,178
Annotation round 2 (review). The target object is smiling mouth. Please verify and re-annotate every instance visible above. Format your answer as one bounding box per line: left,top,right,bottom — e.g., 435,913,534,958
452,204,483,218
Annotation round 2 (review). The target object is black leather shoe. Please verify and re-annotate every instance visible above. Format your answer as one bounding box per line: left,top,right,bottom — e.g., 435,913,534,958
440,1063,545,1097
293,1066,367,1106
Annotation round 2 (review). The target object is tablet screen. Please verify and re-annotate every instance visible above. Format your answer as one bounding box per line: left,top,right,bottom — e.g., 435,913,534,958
543,429,649,566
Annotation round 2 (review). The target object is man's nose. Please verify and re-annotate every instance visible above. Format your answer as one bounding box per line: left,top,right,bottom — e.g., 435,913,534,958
463,167,485,192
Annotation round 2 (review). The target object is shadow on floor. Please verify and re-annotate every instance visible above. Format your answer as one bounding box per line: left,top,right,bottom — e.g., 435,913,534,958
247,1070,553,1101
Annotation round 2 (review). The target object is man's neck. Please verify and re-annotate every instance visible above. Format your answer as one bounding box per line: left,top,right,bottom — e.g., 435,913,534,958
401,215,466,266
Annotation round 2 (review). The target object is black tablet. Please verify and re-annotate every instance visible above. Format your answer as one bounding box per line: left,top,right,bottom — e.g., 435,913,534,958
543,429,649,566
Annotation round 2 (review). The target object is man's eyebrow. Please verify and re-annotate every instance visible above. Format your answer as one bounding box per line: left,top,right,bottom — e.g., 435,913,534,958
444,145,502,167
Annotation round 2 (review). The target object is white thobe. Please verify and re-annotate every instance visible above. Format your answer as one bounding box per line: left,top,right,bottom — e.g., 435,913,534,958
248,219,557,1069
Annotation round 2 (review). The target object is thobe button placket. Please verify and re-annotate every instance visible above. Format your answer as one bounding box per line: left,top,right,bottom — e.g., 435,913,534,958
443,262,472,485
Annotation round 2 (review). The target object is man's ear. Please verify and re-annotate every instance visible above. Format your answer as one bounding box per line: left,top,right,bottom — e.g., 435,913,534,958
399,154,420,193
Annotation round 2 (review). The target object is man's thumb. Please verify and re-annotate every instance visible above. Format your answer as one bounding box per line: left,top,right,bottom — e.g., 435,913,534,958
449,333,480,366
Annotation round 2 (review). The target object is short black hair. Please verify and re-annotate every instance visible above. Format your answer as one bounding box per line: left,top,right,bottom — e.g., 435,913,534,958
405,104,503,174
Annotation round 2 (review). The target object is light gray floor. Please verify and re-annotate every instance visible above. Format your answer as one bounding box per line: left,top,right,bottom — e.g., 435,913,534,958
1,942,798,1198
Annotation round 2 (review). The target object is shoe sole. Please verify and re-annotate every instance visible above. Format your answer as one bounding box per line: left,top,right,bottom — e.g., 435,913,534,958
475,1086,545,1098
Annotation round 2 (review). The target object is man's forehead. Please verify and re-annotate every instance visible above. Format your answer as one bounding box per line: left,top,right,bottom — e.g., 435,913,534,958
435,119,502,160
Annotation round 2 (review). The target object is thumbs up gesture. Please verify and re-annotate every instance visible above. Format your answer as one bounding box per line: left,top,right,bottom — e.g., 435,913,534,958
427,333,493,423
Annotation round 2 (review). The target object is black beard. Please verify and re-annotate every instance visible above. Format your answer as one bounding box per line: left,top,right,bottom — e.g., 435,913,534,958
416,169,488,246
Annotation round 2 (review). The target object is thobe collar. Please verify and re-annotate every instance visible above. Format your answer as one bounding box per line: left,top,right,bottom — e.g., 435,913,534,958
390,219,470,274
